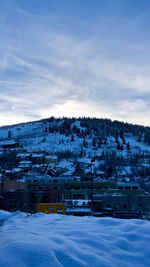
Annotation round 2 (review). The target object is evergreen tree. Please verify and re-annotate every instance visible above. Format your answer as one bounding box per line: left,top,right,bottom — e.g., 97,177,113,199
8,130,12,139
92,137,96,147
71,134,74,142
117,141,121,150
83,137,87,148
126,142,130,151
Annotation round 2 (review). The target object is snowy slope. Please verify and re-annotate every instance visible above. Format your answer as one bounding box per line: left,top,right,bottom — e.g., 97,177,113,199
0,118,149,155
0,210,150,267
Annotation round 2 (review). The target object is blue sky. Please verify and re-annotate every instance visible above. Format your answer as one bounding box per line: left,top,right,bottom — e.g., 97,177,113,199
0,0,150,126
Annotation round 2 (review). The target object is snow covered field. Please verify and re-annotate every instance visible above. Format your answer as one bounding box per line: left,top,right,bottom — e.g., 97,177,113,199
0,211,150,267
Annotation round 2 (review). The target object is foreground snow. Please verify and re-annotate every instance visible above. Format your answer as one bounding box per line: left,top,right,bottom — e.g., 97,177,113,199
0,211,150,267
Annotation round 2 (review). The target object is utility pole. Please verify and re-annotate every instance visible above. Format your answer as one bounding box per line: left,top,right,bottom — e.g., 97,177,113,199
90,158,95,215
1,170,5,193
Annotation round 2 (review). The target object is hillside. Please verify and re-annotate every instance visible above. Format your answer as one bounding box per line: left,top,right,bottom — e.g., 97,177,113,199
0,117,150,181
0,117,150,155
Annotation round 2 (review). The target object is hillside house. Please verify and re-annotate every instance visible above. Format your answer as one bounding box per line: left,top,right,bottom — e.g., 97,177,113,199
31,164,47,174
16,153,31,161
0,141,20,149
19,161,32,172
31,153,45,164
45,155,58,166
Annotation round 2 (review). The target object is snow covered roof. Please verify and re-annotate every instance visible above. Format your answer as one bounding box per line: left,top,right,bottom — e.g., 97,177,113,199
19,161,32,168
19,160,32,164
45,155,58,160
31,153,45,158
17,153,31,157
118,166,132,175
12,168,23,173
0,140,18,145
77,157,92,164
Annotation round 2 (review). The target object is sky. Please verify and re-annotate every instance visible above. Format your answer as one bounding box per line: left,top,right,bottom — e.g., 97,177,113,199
0,0,150,126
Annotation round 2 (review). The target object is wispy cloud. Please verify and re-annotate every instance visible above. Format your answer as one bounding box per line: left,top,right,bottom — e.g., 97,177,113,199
0,0,150,126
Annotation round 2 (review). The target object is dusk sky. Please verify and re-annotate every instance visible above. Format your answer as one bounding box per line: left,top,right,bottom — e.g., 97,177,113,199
0,0,150,126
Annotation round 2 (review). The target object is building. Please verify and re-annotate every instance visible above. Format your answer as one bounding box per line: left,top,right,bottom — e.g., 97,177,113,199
18,161,32,172
45,155,58,166
0,141,20,149
93,194,150,214
0,179,27,192
16,153,31,161
31,153,45,164
26,179,117,200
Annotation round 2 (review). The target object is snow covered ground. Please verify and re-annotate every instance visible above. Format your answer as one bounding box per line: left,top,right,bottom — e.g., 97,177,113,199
0,211,150,267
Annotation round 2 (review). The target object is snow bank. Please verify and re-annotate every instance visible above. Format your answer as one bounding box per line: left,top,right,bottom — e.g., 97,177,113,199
0,210,150,267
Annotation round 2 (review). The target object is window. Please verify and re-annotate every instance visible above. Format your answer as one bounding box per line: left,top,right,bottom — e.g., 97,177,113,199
73,194,85,199
125,186,131,190
132,186,138,190
65,185,72,189
118,186,123,190
73,186,80,190
123,204,127,209
53,180,58,183
42,195,49,202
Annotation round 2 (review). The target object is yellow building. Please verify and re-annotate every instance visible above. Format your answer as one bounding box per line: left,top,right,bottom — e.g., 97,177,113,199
37,203,66,214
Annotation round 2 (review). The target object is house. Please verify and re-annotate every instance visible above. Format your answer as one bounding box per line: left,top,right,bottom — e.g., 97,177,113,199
117,166,133,179
138,157,150,165
56,159,74,175
31,164,47,174
95,170,106,178
45,155,58,166
0,141,20,149
16,152,31,161
31,153,45,164
11,168,24,179
76,158,92,168
18,161,32,172
3,168,24,180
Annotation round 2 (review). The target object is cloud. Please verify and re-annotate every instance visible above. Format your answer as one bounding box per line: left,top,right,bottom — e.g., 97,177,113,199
0,0,150,126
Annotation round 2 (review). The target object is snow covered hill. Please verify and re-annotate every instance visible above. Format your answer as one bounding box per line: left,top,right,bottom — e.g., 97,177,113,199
0,117,149,186
0,210,150,267
0,117,149,156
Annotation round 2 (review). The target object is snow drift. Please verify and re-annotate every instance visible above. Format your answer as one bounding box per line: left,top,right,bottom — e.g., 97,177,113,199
0,210,150,267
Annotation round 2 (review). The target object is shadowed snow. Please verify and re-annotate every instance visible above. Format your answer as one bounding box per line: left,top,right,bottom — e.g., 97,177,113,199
0,210,150,267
